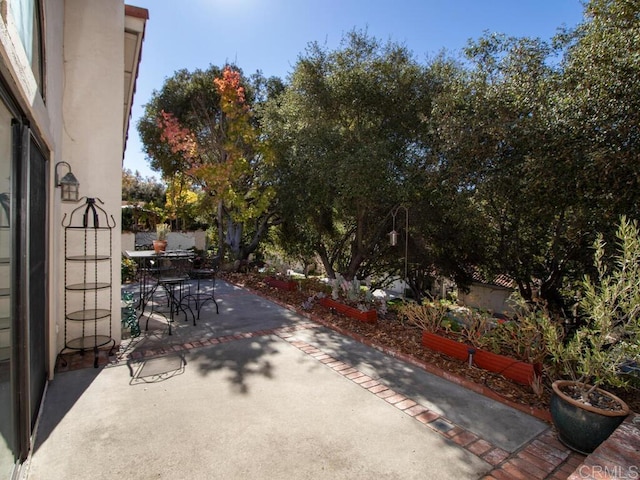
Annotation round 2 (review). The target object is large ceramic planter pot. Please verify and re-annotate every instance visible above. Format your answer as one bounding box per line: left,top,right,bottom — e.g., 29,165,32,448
550,380,630,454
319,297,377,323
421,331,470,362
473,349,540,386
265,277,298,291
152,240,167,253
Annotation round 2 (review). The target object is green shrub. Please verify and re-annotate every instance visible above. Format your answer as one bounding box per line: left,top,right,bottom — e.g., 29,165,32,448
544,217,640,396
121,255,137,283
398,300,449,331
479,302,549,364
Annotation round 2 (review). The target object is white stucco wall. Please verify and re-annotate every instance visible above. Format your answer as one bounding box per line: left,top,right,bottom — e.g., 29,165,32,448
129,231,208,252
2,0,129,378
0,0,139,397
44,2,66,381
58,0,125,371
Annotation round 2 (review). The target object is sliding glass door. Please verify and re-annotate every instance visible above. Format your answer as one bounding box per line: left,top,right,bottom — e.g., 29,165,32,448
0,89,16,480
0,89,47,479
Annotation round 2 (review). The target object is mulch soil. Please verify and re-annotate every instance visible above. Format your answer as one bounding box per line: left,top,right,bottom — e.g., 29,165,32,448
221,272,640,414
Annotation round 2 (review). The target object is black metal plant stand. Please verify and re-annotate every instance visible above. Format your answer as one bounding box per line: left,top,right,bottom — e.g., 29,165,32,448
59,197,115,368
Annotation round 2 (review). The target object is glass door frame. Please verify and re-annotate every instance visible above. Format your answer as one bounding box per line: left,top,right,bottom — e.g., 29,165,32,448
0,77,49,478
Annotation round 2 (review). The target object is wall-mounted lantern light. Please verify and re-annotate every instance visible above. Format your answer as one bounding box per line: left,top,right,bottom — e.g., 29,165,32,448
55,161,80,202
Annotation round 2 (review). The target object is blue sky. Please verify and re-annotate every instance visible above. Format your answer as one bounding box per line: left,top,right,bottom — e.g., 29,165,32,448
124,0,586,180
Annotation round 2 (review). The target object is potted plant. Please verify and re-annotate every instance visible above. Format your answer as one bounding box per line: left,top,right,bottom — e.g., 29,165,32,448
406,298,546,386
544,217,638,454
153,223,170,253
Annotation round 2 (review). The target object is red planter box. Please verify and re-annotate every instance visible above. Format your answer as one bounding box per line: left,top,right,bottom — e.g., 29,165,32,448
421,332,538,385
265,277,298,291
473,349,539,386
319,297,377,323
421,331,471,362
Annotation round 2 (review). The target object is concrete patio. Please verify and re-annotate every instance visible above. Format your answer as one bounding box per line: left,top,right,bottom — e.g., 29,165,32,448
23,280,588,479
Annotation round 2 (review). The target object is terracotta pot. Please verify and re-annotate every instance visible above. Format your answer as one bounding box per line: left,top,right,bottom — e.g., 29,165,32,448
319,297,377,323
265,277,298,291
421,331,470,362
550,380,629,454
152,240,167,253
473,349,540,386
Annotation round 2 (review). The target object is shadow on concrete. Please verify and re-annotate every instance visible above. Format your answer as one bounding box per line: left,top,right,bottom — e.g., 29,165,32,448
31,368,102,454
189,336,280,394
26,279,507,479
288,325,548,452
118,280,311,395
127,353,186,385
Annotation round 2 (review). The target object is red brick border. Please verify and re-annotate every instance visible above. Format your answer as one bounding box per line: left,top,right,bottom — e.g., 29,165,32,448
61,281,613,479
278,333,581,480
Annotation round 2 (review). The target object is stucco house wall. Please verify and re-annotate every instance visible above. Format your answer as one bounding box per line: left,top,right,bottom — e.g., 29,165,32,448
55,0,126,374
0,0,146,375
458,283,515,316
0,0,147,472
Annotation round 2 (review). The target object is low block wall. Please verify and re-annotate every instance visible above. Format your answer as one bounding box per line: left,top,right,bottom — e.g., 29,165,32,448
121,230,207,253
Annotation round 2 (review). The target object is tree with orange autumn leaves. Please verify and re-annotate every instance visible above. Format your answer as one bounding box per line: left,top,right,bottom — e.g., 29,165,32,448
140,65,283,262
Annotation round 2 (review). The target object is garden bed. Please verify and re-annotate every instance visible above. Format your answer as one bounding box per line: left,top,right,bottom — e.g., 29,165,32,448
318,297,377,323
265,276,298,291
220,271,640,413
420,332,540,386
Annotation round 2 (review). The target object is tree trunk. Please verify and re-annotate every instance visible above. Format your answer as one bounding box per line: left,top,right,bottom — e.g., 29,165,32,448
343,208,366,281
343,251,365,281
225,217,243,259
540,275,568,317
239,212,280,261
517,279,533,302
216,199,225,256
317,243,336,279
222,210,281,269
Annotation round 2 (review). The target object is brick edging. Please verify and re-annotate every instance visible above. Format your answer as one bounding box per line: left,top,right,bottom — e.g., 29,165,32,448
275,330,514,469
275,326,578,480
232,279,552,423
566,414,640,480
